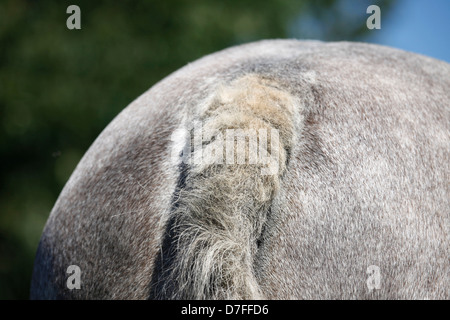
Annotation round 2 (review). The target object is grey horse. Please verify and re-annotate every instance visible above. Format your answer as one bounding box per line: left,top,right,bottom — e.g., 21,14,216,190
30,40,449,299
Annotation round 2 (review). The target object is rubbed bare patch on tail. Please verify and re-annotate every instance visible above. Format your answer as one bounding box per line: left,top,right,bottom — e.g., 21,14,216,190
149,75,299,299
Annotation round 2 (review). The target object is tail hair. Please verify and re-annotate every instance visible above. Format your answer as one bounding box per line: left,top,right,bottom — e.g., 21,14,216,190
152,75,297,299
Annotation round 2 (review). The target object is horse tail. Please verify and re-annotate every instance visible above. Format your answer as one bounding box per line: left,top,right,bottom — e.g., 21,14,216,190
151,75,298,299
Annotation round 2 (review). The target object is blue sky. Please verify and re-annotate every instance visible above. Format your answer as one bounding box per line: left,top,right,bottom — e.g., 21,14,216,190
366,0,450,62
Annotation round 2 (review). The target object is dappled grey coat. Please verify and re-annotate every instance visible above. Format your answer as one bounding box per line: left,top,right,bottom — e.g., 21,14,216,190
30,40,449,299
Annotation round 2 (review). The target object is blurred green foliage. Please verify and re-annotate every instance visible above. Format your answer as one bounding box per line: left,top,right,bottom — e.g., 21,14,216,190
0,0,392,299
